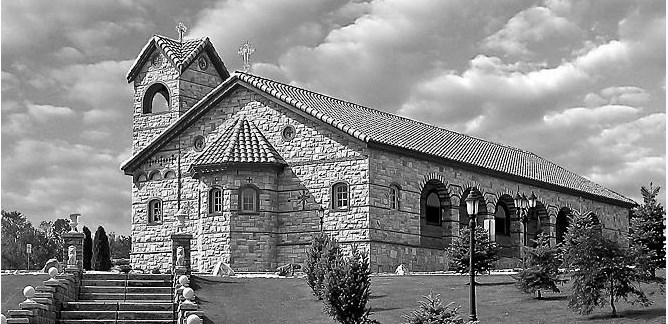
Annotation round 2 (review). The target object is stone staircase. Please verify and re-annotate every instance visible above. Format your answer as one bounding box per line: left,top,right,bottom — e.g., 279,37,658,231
60,273,175,324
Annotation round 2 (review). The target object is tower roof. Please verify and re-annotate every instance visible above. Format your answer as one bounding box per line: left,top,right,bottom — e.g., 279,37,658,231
126,35,229,82
189,115,286,176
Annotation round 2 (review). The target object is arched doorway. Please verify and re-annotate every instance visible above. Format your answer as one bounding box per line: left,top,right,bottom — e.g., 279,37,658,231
420,180,450,249
494,194,517,257
556,207,572,244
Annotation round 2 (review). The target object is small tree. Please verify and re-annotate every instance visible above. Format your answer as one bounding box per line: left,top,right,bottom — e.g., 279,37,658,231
447,226,500,274
563,214,651,316
629,183,666,282
515,233,564,298
91,226,112,271
82,226,93,270
401,291,465,324
304,233,341,299
322,245,377,324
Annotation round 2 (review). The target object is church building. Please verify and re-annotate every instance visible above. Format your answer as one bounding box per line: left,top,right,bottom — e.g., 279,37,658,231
121,34,635,273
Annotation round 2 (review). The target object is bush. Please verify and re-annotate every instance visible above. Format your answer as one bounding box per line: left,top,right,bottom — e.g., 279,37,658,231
402,291,465,324
91,226,112,271
515,233,565,298
82,226,93,270
322,245,377,324
562,213,650,316
304,233,341,299
629,183,666,283
447,226,500,274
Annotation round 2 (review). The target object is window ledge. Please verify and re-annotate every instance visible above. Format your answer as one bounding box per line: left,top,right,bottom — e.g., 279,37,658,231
147,222,163,226
238,211,260,215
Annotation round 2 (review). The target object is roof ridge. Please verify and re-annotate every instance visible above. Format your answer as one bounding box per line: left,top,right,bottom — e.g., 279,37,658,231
236,72,531,155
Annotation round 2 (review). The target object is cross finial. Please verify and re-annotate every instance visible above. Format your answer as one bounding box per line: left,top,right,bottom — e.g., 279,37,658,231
237,41,255,72
176,22,187,42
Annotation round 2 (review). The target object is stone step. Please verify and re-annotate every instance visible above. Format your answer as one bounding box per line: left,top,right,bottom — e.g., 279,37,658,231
81,286,172,294
82,279,172,287
60,320,174,324
79,292,172,301
60,310,173,321
65,301,173,312
118,311,173,320
60,310,116,320
82,273,171,281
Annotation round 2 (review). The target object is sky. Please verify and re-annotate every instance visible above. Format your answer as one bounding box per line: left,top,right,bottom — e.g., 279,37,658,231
1,0,665,235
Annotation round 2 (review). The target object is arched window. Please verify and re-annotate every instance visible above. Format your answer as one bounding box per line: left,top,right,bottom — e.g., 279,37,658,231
425,191,441,225
389,184,400,210
240,186,258,213
149,170,161,181
556,208,571,244
495,203,510,236
332,182,349,210
135,172,147,183
209,188,223,214
148,199,162,224
164,170,176,179
142,83,170,114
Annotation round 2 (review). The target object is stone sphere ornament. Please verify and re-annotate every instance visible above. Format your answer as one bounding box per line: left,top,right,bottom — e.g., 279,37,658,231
23,285,36,302
182,287,195,302
47,267,59,282
0,313,6,324
186,314,203,324
178,275,189,287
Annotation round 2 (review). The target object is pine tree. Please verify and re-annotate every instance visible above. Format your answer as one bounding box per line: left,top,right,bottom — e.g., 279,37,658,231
91,226,112,271
629,182,666,282
304,233,341,299
515,233,565,298
82,226,93,270
562,213,650,316
446,225,500,274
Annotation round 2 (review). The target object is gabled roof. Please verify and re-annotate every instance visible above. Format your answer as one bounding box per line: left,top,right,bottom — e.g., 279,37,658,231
121,71,635,207
126,35,229,82
189,116,286,176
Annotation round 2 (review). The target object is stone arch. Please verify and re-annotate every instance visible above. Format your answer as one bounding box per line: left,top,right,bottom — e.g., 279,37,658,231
148,170,161,181
493,194,518,258
142,82,170,114
419,172,448,193
419,179,451,249
525,201,548,246
556,207,573,244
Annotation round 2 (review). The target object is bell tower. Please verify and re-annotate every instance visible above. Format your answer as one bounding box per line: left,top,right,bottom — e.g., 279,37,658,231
126,27,230,154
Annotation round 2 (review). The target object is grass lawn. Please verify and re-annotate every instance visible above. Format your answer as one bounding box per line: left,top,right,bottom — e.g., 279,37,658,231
193,271,666,324
1,272,49,316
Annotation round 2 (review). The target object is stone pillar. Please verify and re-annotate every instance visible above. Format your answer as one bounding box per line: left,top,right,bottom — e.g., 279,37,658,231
172,234,193,276
63,232,84,271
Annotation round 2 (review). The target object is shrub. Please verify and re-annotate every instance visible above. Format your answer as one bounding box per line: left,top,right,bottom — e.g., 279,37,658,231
91,226,112,271
304,233,340,299
562,213,650,316
402,291,465,324
515,233,565,298
322,245,377,324
629,183,666,283
447,226,500,274
82,226,93,270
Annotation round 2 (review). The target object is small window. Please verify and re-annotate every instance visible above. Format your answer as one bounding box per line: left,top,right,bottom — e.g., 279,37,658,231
149,170,161,181
209,188,223,214
494,203,510,236
193,136,205,151
282,125,296,142
198,57,208,70
148,199,162,224
425,191,441,225
142,83,170,114
389,185,399,210
164,170,176,179
332,182,349,210
240,186,258,213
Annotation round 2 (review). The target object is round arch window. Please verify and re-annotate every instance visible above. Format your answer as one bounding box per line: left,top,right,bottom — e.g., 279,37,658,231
282,125,296,141
198,57,208,70
142,83,170,114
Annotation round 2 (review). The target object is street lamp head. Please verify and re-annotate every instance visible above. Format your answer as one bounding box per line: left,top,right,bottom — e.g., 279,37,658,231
528,191,537,208
513,192,523,210
465,191,479,216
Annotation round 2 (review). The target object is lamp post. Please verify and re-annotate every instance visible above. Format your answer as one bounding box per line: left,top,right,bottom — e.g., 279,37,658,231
464,191,480,322
318,206,325,232
513,191,537,267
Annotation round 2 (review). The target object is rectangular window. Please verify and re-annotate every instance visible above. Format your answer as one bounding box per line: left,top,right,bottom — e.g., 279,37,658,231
334,184,348,209
241,187,257,212
209,189,223,213
389,186,398,210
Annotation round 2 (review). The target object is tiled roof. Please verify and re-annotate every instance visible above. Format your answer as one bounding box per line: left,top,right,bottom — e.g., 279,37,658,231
236,72,635,205
189,116,286,175
126,35,229,82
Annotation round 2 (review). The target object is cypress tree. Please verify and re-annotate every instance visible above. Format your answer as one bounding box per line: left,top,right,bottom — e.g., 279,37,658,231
82,226,93,270
91,226,112,271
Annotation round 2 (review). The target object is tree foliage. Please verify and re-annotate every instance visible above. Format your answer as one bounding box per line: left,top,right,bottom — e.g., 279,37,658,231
304,233,341,299
629,182,666,282
446,226,500,274
401,291,465,324
91,226,112,271
322,245,378,324
562,213,650,316
1,210,69,270
108,232,132,259
83,226,93,270
515,233,565,298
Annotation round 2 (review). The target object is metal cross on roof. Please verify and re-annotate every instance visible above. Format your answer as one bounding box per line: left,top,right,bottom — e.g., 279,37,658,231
238,41,255,72
176,22,187,42
246,176,253,183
